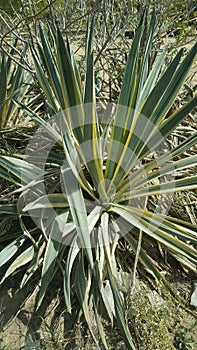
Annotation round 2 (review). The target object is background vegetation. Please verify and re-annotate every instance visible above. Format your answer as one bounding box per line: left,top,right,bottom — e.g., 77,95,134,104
0,1,197,349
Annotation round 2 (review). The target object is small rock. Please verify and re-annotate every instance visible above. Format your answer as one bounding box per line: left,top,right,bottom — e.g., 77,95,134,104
190,283,197,307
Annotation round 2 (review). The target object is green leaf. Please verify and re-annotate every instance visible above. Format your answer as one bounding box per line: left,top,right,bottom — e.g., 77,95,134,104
110,205,197,263
61,125,96,199
83,17,97,143
37,212,68,308
38,25,65,109
20,241,45,288
135,9,156,105
75,253,99,345
0,204,18,216
149,42,197,125
128,175,197,199
93,303,109,350
23,194,68,211
1,245,35,284
14,101,61,143
61,163,94,268
141,49,183,118
0,43,30,129
64,243,80,313
118,131,197,193
0,236,26,269
66,37,82,95
0,54,8,129
106,260,136,350
105,18,145,181
31,46,59,113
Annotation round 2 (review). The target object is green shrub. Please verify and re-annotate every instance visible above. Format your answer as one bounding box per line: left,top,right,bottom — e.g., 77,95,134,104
0,8,197,349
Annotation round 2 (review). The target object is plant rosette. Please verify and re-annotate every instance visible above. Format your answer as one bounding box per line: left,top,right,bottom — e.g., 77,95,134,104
21,102,175,249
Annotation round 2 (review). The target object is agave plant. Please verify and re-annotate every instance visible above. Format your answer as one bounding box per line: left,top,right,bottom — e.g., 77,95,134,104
0,40,32,130
0,10,197,349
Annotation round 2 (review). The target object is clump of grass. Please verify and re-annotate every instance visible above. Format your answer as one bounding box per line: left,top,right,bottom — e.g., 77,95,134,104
130,282,196,350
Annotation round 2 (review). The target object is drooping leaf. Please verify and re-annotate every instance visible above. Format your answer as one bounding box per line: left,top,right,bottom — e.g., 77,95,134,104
37,212,68,308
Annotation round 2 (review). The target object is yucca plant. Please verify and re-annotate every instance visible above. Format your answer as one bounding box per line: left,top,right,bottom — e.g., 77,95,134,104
0,9,197,349
0,41,32,130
